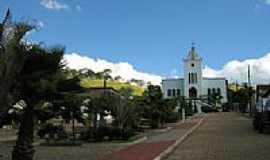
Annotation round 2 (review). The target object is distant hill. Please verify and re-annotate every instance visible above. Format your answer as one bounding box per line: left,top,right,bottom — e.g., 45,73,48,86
228,83,245,91
80,78,144,96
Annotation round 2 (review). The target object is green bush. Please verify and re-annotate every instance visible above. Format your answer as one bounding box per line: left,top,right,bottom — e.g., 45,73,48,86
37,123,67,140
165,112,179,123
80,128,94,141
109,128,136,140
93,126,111,141
201,106,218,113
185,106,194,116
80,127,136,141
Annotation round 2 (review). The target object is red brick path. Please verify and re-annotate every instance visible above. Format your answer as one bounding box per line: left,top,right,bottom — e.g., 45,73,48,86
109,140,175,160
104,116,204,160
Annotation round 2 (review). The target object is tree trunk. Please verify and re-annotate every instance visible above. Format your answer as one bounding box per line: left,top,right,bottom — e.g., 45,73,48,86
72,114,75,144
93,113,97,131
12,106,35,160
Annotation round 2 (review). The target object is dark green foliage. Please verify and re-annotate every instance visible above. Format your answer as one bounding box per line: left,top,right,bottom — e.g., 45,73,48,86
201,105,218,113
37,123,67,140
56,76,81,92
140,85,177,128
80,126,136,142
185,105,194,116
111,87,141,134
18,45,64,103
0,17,34,112
228,83,254,112
0,9,68,160
207,92,223,107
165,112,178,123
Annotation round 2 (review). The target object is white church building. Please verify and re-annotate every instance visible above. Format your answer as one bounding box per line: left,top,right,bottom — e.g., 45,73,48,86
161,45,228,104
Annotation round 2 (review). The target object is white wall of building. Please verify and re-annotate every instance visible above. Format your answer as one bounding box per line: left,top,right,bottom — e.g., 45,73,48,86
162,79,184,99
161,46,228,104
202,78,228,103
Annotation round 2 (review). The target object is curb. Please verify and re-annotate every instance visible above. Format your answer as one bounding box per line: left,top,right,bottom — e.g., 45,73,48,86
153,116,205,160
128,136,147,145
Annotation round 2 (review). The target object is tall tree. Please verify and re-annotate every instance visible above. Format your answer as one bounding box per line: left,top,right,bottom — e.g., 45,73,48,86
12,45,64,160
111,87,140,136
0,9,33,113
0,9,65,160
142,85,166,128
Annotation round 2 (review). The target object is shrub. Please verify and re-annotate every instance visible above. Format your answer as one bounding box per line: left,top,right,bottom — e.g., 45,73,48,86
80,126,136,141
201,106,218,113
185,106,194,116
165,112,179,123
38,123,67,140
93,126,111,141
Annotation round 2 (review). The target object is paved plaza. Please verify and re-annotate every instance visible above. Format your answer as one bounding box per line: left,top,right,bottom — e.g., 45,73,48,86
166,112,270,160
2,113,270,160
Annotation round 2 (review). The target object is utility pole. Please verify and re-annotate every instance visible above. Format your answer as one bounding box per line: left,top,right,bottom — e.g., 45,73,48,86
248,65,252,116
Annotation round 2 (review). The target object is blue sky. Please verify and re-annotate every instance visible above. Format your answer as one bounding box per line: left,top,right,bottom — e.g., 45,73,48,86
1,0,270,84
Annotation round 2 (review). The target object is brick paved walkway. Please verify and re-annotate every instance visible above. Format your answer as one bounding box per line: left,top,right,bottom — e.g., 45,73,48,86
106,115,204,160
166,112,270,160
109,140,175,160
0,115,204,160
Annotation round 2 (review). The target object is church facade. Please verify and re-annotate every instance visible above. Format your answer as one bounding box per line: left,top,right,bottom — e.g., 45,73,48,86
161,46,228,103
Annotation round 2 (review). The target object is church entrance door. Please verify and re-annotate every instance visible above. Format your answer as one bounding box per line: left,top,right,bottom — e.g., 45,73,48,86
189,87,197,98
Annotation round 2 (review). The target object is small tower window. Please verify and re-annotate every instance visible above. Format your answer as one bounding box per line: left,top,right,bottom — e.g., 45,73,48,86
191,63,195,67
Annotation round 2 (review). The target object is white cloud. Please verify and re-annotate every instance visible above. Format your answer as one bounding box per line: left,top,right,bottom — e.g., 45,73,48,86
64,53,162,85
170,69,179,78
40,0,69,10
32,19,44,29
203,53,270,85
260,0,270,5
37,21,44,28
75,5,82,12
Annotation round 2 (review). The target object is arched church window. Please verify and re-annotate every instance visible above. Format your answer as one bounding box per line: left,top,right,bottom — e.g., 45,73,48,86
189,73,191,84
177,89,181,96
172,89,176,97
167,89,172,97
212,88,216,94
217,88,221,96
189,73,197,84
208,88,211,95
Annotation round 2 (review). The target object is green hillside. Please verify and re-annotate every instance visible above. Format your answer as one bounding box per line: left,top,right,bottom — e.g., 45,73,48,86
80,78,144,96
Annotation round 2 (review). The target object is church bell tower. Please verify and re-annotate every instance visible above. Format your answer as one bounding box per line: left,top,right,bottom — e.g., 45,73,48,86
183,44,203,99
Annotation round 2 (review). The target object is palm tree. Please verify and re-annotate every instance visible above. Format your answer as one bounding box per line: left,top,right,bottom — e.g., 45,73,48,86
0,9,33,113
0,10,65,160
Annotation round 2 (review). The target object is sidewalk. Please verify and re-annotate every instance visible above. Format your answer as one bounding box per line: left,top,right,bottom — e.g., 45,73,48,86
104,115,205,160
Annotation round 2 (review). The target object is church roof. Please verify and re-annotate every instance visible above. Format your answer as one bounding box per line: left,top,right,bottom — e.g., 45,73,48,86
187,44,200,60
